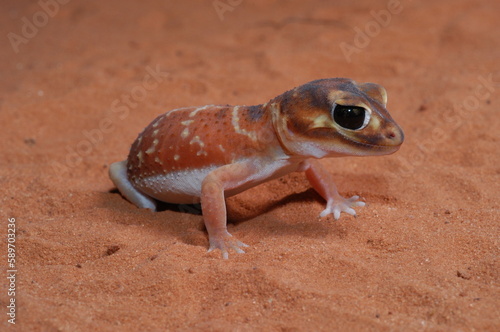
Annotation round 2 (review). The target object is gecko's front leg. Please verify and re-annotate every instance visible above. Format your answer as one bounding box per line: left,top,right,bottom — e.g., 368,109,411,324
201,163,255,259
301,159,365,220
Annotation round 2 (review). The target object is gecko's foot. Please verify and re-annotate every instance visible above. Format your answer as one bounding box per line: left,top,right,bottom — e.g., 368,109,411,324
320,195,365,220
207,230,249,259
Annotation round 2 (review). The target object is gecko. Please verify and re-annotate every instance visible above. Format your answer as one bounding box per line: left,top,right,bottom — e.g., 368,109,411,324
109,78,404,259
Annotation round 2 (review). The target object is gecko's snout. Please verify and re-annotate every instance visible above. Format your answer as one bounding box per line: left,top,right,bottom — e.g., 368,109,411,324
385,126,404,146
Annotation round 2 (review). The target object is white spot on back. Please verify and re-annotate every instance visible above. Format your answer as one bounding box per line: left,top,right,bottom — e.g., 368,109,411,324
145,139,159,155
189,105,213,118
190,136,203,146
165,107,192,117
137,150,144,167
232,106,257,141
152,117,163,128
190,136,207,156
180,118,195,140
181,120,194,126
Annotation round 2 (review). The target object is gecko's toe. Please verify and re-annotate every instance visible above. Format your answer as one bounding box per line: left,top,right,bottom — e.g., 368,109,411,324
320,196,365,220
207,230,248,259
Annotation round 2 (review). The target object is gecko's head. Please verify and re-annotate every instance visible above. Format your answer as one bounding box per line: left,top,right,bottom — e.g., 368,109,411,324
271,78,404,158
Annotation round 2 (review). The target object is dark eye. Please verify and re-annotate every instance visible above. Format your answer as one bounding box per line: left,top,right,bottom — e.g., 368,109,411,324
332,104,369,130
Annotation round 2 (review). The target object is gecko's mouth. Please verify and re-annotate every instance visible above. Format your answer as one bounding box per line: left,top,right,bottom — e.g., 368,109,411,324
341,125,404,150
339,134,403,156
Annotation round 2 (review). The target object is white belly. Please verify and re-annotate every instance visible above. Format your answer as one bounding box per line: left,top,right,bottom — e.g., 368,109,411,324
132,158,300,204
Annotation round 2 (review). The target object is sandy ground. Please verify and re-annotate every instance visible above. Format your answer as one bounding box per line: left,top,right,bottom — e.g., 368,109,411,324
1,0,499,331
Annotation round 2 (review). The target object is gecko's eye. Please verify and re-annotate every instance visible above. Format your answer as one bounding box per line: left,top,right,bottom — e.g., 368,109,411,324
332,104,370,130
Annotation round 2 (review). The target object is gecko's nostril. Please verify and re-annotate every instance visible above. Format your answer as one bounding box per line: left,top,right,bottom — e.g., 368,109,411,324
384,127,404,146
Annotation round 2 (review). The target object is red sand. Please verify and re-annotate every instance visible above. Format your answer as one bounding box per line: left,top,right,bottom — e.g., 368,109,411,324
1,0,499,330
